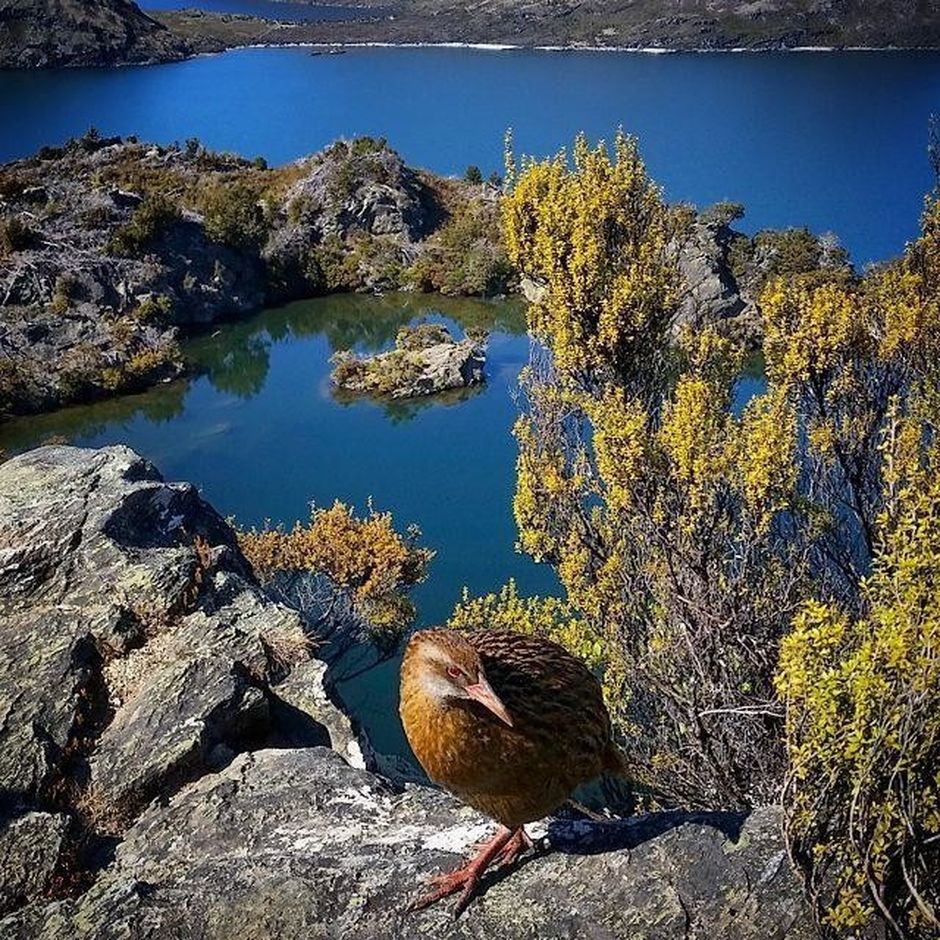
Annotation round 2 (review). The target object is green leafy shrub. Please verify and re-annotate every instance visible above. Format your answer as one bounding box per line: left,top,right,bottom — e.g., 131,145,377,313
701,200,745,227
199,180,268,249
312,233,403,292
106,195,180,257
47,274,77,315
0,215,37,257
395,320,450,350
405,199,511,296
133,294,174,324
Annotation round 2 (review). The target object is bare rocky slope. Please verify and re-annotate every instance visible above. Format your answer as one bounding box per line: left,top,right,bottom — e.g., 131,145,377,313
0,0,209,68
157,0,940,51
0,444,817,938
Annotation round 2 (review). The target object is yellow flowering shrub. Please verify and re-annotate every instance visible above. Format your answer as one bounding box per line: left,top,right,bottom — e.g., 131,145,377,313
777,405,940,937
500,134,803,808
499,129,940,933
237,501,433,632
773,195,940,937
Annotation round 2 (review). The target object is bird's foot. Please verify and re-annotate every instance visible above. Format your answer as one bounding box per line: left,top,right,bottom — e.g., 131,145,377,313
407,826,526,917
492,827,534,868
406,863,484,917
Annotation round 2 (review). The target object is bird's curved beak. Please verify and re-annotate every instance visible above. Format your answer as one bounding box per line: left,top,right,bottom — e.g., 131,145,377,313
465,677,513,728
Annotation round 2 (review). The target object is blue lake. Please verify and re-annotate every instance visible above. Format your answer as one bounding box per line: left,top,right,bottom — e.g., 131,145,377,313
1,47,939,263
0,45,934,756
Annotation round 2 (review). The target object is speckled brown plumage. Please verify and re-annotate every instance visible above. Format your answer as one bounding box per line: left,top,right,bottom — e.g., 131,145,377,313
400,628,623,828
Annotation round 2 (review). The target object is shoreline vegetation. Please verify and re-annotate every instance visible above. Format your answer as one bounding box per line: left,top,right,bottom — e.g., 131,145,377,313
3,0,940,69
0,129,852,421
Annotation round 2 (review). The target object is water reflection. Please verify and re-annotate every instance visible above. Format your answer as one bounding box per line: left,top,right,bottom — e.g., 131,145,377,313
185,292,526,406
0,379,190,454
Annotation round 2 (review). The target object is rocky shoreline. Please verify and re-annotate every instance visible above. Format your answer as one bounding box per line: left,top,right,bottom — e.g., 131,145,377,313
0,444,816,937
0,131,847,423
3,0,940,69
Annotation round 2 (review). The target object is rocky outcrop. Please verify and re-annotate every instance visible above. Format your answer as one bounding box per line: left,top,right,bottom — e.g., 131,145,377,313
0,0,201,69
0,134,485,418
0,445,358,914
263,137,443,296
1,745,815,939
673,215,759,345
331,322,486,399
0,445,815,936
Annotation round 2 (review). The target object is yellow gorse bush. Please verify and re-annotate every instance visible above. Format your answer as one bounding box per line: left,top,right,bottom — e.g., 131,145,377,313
778,411,940,936
237,500,432,632
498,132,804,808
464,130,940,936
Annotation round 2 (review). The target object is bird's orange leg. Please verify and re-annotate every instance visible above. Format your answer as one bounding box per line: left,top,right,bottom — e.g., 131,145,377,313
491,826,533,868
407,825,527,917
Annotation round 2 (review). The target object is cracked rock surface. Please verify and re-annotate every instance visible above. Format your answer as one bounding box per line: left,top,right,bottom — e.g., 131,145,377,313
3,747,814,939
0,445,815,938
0,445,356,917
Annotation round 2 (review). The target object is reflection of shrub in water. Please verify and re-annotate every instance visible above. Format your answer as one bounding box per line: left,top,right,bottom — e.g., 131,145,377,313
332,380,484,425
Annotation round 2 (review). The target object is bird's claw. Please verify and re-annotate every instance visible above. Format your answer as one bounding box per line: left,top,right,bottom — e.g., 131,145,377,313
405,864,482,917
406,827,534,918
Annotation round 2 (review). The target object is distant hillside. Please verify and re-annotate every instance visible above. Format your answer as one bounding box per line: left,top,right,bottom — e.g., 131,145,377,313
3,0,938,68
0,0,201,67
156,0,940,51
354,0,940,48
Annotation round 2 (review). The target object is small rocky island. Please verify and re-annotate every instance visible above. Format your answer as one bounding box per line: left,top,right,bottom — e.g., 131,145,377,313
331,322,487,399
0,444,815,938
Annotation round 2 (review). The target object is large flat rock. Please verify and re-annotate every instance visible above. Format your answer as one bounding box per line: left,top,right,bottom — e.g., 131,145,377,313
2,747,813,939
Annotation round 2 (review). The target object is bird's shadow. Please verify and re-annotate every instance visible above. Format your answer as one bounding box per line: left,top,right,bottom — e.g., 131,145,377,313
545,808,748,856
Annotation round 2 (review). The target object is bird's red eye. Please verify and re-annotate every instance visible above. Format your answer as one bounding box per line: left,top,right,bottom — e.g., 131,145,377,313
446,665,463,680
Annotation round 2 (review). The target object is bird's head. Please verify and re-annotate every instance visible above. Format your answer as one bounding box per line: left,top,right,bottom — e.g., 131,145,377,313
408,630,513,728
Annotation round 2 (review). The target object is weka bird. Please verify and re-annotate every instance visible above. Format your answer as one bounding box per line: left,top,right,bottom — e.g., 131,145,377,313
399,628,625,915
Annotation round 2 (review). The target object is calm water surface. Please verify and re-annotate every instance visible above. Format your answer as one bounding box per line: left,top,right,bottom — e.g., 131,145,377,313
1,48,939,262
0,46,932,756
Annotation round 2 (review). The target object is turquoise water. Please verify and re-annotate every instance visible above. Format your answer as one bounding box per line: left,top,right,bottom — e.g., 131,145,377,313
0,294,556,755
1,47,939,263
